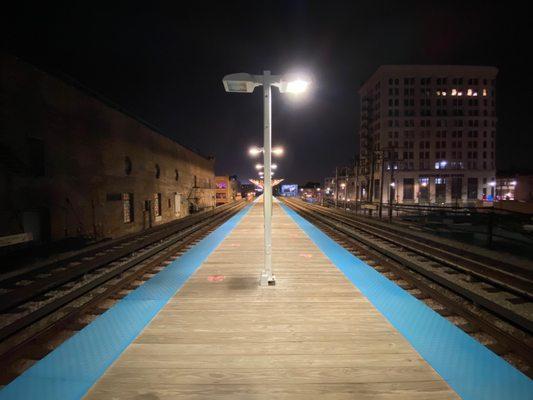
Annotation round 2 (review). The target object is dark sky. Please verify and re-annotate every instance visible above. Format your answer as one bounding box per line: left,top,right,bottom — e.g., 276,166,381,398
3,1,531,184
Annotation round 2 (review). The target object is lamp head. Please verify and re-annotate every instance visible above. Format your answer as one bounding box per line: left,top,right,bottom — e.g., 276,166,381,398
222,73,260,93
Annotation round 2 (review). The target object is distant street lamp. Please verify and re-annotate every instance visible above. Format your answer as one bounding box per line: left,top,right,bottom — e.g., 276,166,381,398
224,71,309,286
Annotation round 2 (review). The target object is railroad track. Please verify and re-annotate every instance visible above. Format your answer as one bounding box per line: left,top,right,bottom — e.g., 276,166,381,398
281,198,533,377
0,200,247,385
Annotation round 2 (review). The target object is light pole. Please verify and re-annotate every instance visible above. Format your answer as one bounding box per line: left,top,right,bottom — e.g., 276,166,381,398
223,71,309,286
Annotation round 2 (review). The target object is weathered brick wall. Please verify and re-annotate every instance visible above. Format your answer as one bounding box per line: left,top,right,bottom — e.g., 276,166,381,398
1,54,215,242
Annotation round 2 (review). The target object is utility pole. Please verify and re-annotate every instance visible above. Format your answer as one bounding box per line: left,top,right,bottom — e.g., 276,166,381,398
354,160,359,215
345,167,349,204
334,166,339,208
378,150,385,219
388,155,396,223
369,151,375,216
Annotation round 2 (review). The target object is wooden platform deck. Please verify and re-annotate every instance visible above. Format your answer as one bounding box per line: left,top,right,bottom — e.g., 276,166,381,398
85,201,458,399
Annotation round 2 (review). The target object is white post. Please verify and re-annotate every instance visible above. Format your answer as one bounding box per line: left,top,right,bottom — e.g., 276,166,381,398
260,71,275,286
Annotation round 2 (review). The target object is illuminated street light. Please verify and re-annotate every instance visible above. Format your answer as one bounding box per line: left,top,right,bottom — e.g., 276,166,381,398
224,71,310,286
256,163,277,170
249,147,262,156
272,147,284,156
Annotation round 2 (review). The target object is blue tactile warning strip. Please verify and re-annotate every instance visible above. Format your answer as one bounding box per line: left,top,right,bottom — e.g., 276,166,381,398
280,203,533,400
0,204,253,400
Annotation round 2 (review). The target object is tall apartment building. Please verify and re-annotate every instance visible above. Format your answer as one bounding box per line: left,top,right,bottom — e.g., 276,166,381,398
358,65,498,206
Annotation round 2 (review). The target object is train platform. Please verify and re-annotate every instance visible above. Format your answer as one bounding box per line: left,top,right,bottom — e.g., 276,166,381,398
1,199,531,399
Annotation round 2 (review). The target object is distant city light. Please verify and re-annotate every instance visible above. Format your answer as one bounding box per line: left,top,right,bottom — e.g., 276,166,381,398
255,163,263,169
467,89,473,96
390,182,396,187
510,180,517,186
488,181,496,187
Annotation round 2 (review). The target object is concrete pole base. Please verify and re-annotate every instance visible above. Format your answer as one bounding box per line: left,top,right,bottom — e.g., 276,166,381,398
260,271,276,286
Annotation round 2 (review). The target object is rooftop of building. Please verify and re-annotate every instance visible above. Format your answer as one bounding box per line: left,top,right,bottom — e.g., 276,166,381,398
359,64,499,93
2,52,214,161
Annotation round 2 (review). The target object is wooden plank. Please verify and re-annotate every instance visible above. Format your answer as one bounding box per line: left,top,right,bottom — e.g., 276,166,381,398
84,202,458,399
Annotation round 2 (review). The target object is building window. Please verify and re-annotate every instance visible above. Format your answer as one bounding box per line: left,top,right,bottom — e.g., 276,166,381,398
155,164,161,179
451,177,462,200
123,193,134,223
175,169,179,181
467,178,478,200
124,156,132,175
435,178,446,203
403,178,414,200
154,193,162,217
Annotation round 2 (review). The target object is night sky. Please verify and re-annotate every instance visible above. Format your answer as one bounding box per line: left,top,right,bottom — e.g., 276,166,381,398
3,1,531,184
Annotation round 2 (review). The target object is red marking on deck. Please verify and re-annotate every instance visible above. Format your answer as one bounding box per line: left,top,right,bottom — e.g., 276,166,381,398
207,275,225,282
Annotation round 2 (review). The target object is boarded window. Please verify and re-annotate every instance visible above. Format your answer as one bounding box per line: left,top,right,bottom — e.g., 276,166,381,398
174,193,181,216
123,193,134,223
154,193,162,217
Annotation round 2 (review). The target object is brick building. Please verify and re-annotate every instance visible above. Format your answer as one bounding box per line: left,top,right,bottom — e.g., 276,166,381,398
358,65,498,206
0,54,215,245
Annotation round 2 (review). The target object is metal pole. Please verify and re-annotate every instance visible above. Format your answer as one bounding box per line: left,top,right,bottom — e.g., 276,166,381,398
369,151,375,216
378,151,385,219
344,168,348,207
260,71,275,286
389,159,395,223
334,167,339,209
354,161,359,215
